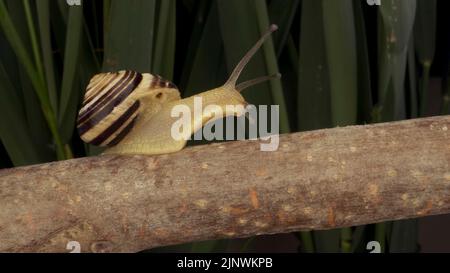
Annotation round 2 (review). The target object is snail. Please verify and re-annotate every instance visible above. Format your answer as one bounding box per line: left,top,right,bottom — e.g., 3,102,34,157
77,24,280,155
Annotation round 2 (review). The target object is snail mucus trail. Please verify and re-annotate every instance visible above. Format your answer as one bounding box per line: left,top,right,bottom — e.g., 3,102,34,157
77,24,280,155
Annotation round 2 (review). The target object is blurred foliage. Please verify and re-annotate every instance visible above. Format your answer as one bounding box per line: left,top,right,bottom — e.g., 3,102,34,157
0,0,449,253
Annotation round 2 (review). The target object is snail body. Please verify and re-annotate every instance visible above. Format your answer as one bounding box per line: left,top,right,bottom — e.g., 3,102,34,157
77,25,280,155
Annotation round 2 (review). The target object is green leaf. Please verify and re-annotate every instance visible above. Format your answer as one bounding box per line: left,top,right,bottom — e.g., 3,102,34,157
59,3,83,143
268,0,299,58
353,0,373,123
313,229,340,253
0,61,42,165
152,0,176,80
254,0,290,133
277,34,299,128
36,0,58,115
0,0,47,108
378,0,416,121
22,0,45,88
297,0,332,131
407,35,418,118
103,0,156,72
389,219,419,253
379,0,417,54
414,0,436,116
414,0,437,65
183,1,226,97
351,225,367,252
178,0,211,93
5,0,54,160
0,0,66,159
191,239,229,253
322,0,357,126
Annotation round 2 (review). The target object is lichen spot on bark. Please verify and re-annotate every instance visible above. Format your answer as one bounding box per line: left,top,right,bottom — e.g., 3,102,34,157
387,168,397,177
194,199,208,209
254,220,268,228
222,231,236,237
368,184,379,198
303,207,312,215
237,218,248,225
444,173,450,181
282,204,294,212
287,186,296,194
410,170,424,180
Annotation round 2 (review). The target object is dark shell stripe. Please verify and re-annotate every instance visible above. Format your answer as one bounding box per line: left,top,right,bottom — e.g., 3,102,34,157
89,100,140,146
78,71,133,124
77,71,142,135
106,115,138,147
78,72,129,123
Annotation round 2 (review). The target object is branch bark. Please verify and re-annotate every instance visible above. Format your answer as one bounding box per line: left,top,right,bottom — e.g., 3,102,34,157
0,116,449,252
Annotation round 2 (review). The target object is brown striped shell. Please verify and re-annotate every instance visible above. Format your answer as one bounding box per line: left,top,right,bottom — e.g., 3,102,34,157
77,70,179,147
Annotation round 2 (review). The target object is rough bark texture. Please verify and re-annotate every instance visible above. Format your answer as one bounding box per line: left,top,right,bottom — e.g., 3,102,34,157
0,115,449,253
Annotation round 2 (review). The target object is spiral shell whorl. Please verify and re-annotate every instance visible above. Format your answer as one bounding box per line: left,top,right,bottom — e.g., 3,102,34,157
77,70,144,147
77,69,180,147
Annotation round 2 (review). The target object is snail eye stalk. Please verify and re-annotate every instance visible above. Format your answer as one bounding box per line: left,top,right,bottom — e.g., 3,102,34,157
224,24,279,89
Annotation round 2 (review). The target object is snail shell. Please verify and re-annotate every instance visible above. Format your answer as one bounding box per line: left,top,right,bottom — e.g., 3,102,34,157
77,70,179,147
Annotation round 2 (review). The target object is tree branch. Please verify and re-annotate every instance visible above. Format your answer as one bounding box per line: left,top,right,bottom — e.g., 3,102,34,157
0,116,449,252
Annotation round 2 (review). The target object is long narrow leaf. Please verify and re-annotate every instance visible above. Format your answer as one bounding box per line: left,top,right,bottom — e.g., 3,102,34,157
407,36,418,118
7,0,52,157
0,0,66,159
103,0,156,72
414,0,437,65
268,0,299,58
297,0,332,131
36,0,58,115
322,0,358,126
179,0,211,93
353,0,373,123
0,62,42,165
414,0,437,116
59,3,83,143
183,1,226,97
378,0,416,121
